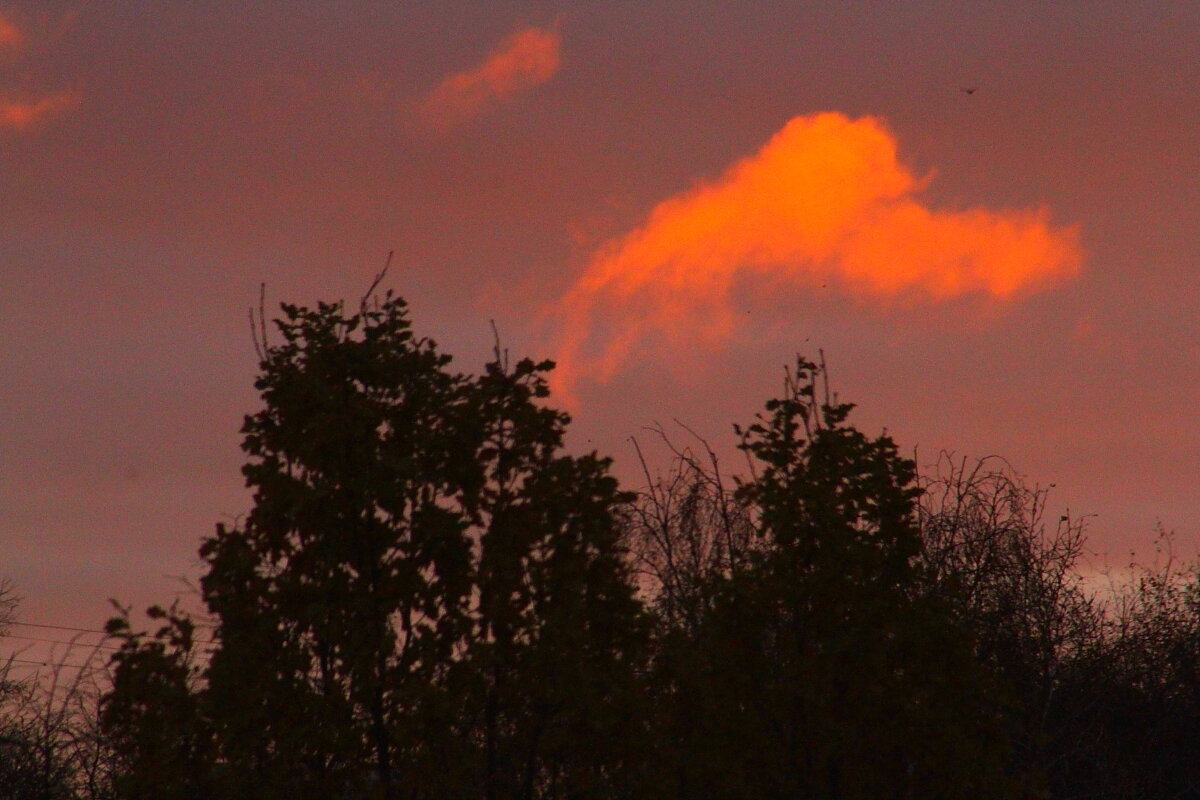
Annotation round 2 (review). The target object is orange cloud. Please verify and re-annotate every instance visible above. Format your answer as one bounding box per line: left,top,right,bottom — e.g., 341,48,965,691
551,112,1082,395
422,26,560,128
0,11,21,51
0,90,81,130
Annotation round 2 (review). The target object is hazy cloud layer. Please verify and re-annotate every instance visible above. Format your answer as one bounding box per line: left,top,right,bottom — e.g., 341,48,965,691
552,112,1083,395
422,26,560,128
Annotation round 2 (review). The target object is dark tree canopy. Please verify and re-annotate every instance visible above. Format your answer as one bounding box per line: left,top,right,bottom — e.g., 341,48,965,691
103,294,648,800
637,360,1010,800
89,292,1200,800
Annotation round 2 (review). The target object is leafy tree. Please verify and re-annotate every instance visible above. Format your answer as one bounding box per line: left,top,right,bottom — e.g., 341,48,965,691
199,295,477,799
103,604,211,800
102,292,648,800
641,358,1011,800
460,353,649,800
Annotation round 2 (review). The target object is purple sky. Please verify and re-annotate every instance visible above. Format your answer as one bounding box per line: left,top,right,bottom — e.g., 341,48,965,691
2,1,1199,661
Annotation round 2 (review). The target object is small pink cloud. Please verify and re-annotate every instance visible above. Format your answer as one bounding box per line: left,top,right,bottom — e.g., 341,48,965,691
0,90,81,130
0,11,22,51
422,25,560,129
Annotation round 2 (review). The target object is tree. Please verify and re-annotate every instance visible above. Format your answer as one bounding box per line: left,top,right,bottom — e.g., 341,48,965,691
0,580,114,800
1050,530,1200,800
624,423,756,636
917,454,1100,797
459,352,650,800
199,295,477,799
103,604,210,800
103,292,648,799
640,358,1011,800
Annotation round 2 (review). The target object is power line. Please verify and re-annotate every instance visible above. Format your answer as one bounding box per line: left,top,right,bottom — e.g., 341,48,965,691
2,656,97,670
2,634,120,651
8,621,111,636
7,621,217,645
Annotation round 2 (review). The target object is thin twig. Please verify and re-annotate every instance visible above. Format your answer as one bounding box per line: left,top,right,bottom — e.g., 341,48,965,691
819,348,831,409
259,282,268,352
360,250,394,314
248,307,264,362
489,319,509,373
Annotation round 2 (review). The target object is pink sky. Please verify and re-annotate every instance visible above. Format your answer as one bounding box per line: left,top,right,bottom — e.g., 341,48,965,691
2,2,1199,661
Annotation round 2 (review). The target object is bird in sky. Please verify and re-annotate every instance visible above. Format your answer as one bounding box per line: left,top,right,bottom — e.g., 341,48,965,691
961,87,977,95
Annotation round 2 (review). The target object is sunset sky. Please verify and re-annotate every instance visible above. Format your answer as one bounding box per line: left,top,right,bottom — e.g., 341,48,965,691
2,1,1199,656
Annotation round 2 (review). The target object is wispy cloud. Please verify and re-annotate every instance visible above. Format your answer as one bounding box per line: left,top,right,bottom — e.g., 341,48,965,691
551,112,1083,396
0,11,80,131
422,25,560,129
0,90,81,130
0,11,22,51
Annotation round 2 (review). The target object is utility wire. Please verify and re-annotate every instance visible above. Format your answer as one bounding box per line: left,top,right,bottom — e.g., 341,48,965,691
2,656,98,670
8,622,111,636
2,634,120,651
7,620,217,645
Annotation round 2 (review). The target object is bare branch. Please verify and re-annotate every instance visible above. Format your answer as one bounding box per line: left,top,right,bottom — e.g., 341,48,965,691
359,250,394,314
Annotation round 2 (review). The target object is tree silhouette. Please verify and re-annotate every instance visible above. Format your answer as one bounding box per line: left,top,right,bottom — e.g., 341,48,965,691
917,454,1099,797
103,293,647,799
90,292,1200,800
200,295,478,799
103,604,211,800
0,580,114,800
458,352,649,799
639,358,1011,800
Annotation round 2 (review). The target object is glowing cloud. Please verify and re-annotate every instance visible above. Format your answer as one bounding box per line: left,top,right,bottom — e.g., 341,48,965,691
422,26,560,128
0,90,81,130
0,12,20,51
551,112,1083,395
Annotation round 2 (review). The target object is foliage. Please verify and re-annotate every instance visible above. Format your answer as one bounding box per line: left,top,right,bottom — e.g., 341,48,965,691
102,604,211,800
4,289,1185,800
459,353,650,799
636,359,1010,800
101,293,647,799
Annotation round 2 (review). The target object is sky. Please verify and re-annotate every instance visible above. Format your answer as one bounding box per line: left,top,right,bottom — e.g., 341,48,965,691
2,1,1199,662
